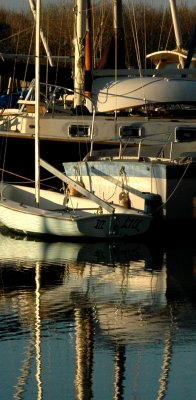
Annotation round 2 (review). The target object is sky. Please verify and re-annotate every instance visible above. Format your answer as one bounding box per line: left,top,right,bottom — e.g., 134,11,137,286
0,0,195,12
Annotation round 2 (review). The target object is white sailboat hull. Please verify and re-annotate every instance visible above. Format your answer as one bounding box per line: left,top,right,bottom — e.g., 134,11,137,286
0,184,152,238
92,76,196,112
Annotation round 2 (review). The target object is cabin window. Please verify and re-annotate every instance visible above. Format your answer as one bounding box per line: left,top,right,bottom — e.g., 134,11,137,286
119,125,144,138
175,126,196,142
68,125,90,137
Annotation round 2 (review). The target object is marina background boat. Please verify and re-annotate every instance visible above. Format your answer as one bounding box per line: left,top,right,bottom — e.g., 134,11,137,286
0,0,195,180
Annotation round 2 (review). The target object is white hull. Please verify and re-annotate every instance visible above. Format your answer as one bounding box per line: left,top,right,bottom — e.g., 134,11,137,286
63,158,196,222
92,76,196,112
0,183,152,239
1,112,196,151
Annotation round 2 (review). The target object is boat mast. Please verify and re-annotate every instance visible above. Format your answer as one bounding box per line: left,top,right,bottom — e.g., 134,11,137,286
35,0,41,206
184,25,196,69
73,0,86,110
96,0,126,70
169,0,184,67
169,0,182,49
84,0,92,100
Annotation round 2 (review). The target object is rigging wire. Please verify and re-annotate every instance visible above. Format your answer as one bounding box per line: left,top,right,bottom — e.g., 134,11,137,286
158,1,167,52
53,8,64,89
92,1,112,66
23,22,35,86
7,11,24,98
0,11,25,185
127,0,142,73
126,1,149,114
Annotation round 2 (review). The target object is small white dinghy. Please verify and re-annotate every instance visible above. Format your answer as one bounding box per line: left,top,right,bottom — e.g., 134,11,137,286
0,167,153,239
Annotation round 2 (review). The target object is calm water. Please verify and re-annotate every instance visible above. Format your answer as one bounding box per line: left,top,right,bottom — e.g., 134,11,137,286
0,228,196,400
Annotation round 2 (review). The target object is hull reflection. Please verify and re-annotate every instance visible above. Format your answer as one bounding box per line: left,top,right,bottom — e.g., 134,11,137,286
0,226,166,342
1,227,196,400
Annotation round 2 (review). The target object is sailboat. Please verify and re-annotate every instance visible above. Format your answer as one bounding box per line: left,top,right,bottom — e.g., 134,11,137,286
0,0,153,240
61,1,196,228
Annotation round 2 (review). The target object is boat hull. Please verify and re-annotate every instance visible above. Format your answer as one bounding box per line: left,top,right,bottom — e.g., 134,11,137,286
63,159,196,222
0,184,152,239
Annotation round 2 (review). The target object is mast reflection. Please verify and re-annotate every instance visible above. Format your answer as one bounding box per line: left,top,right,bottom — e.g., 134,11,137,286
0,228,196,399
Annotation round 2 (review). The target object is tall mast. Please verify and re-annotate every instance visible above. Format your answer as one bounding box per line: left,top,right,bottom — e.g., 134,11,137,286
84,0,92,99
169,0,184,67
97,0,126,69
169,0,182,49
73,0,86,110
184,25,196,69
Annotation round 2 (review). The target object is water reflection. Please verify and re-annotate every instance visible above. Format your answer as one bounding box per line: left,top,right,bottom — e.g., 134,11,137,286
0,228,196,399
